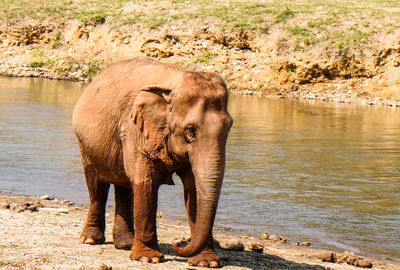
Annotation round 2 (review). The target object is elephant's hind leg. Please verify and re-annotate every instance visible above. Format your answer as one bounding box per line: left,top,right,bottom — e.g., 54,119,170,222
80,155,110,245
113,185,134,250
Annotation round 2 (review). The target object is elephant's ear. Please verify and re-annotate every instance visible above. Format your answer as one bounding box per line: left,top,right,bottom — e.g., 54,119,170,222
131,86,171,159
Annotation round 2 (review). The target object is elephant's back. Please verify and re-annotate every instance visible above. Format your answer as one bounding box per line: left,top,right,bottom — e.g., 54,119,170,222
73,58,186,129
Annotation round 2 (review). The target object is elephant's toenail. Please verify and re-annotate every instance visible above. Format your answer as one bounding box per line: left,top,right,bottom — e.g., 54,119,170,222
151,257,160,263
198,260,209,267
210,260,221,268
84,238,95,245
139,256,150,263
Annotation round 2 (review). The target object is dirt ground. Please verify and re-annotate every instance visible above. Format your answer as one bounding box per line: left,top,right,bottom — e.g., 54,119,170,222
0,192,399,270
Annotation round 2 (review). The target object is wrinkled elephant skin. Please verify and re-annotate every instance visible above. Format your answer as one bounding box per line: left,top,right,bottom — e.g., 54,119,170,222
72,58,232,268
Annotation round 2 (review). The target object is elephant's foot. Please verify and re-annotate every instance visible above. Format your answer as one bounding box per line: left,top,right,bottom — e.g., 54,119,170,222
80,225,105,245
113,230,134,250
188,247,222,268
130,239,164,263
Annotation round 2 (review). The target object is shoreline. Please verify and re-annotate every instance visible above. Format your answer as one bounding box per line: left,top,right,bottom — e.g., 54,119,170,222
1,192,399,269
1,70,400,109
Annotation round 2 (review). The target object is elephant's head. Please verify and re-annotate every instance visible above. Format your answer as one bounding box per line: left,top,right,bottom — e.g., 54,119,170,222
130,71,233,257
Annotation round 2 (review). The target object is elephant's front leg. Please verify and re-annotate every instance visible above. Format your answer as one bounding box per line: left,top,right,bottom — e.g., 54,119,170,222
179,169,222,268
129,159,164,263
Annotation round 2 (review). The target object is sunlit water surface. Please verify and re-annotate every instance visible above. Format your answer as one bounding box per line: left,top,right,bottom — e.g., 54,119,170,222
1,76,399,260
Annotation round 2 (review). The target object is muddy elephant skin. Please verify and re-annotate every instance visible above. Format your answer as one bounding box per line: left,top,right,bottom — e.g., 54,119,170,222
72,58,233,267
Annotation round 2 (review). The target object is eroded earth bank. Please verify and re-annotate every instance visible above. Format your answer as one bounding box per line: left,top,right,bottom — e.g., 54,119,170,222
1,1,400,106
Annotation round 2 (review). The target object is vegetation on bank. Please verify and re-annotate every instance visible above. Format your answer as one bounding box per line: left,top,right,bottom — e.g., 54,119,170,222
1,1,399,103
1,0,399,53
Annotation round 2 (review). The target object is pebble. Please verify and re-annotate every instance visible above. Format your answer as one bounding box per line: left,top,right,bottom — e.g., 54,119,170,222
61,200,72,205
40,195,52,200
259,232,269,240
27,205,38,212
336,251,373,268
268,234,287,243
356,258,373,268
98,263,112,270
220,239,244,251
301,241,311,246
250,242,264,253
1,203,11,209
318,250,335,262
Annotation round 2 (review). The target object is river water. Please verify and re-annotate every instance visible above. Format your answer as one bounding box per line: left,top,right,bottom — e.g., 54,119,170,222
1,76,399,260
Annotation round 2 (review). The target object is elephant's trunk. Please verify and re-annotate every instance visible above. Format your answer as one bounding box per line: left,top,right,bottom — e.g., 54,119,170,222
172,147,225,257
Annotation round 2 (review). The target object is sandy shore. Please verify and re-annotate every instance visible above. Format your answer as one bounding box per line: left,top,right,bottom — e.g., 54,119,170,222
0,192,399,270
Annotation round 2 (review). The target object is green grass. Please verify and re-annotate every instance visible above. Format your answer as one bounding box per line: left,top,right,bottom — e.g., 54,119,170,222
197,50,217,65
87,61,101,79
73,9,107,24
275,10,295,23
51,34,63,49
30,59,56,68
307,18,335,29
328,29,370,52
30,61,45,68
287,26,318,49
31,48,44,57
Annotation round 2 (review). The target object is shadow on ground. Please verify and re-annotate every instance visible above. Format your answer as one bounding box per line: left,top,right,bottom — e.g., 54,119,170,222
160,243,328,270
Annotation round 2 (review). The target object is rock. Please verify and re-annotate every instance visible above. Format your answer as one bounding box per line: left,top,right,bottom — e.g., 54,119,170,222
23,202,32,207
336,251,372,268
16,206,26,213
220,239,244,251
156,211,163,218
34,201,44,208
250,242,264,253
269,234,280,241
1,203,10,209
356,258,372,268
260,232,269,240
40,195,51,200
27,205,38,212
301,242,311,247
317,251,335,262
98,263,112,270
280,236,287,243
336,250,356,264
269,234,287,243
61,200,73,206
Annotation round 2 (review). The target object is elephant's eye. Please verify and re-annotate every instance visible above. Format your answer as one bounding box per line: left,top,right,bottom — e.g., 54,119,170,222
184,125,196,143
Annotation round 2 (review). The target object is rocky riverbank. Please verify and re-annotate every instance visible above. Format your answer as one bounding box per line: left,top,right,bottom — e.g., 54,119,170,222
1,192,399,269
1,0,400,107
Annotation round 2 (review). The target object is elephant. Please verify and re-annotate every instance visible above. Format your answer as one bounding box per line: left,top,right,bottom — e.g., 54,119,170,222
72,58,233,268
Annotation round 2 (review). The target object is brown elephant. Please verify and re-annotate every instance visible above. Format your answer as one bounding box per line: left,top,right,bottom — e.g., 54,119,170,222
72,58,233,267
